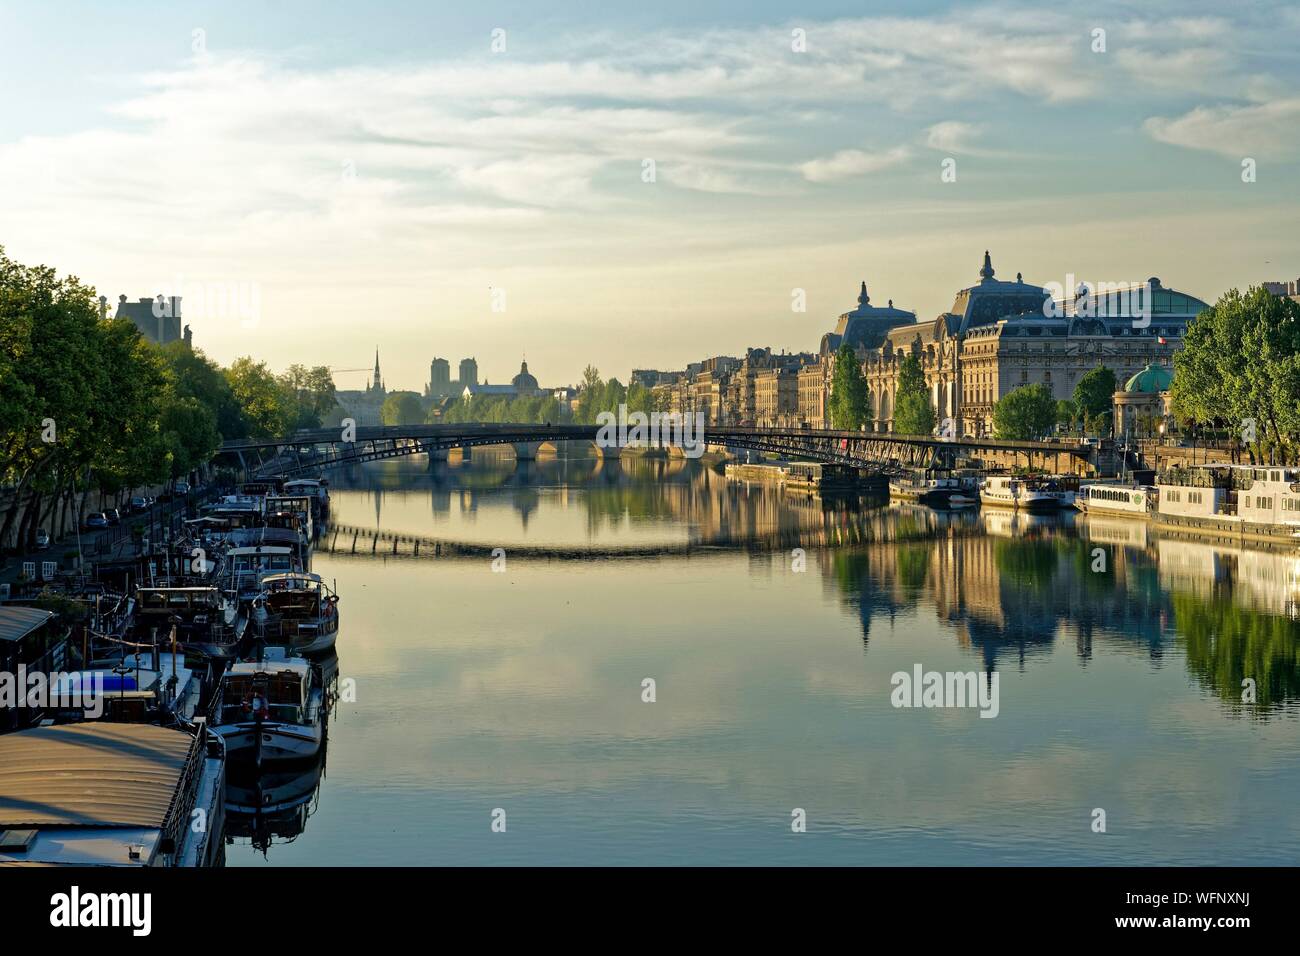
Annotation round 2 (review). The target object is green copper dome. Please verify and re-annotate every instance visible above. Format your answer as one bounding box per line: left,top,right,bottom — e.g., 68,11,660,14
1124,363,1173,393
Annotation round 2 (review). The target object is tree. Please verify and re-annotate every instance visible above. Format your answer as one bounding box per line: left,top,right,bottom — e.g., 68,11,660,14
157,341,244,439
280,364,338,429
159,395,221,480
226,357,295,438
893,354,935,435
381,391,424,426
993,383,1057,440
1055,399,1077,432
1073,366,1116,432
829,344,870,429
1172,287,1300,463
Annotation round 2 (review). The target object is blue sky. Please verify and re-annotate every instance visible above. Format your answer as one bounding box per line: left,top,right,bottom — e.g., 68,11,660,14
1,0,1297,390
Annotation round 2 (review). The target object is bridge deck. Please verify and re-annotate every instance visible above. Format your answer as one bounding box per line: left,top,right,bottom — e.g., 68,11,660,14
217,423,1093,478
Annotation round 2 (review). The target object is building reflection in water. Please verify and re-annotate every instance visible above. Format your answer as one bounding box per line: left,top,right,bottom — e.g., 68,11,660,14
326,447,1300,716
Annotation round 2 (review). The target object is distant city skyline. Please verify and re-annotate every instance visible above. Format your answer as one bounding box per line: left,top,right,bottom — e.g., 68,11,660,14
1,0,1298,390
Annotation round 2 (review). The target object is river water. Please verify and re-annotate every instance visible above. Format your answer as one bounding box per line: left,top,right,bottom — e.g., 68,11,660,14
225,448,1300,866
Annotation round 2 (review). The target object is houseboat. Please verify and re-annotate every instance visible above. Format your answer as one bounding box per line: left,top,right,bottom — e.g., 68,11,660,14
1075,483,1153,516
0,721,225,866
266,494,315,543
282,478,330,522
0,607,71,733
213,650,325,765
253,572,340,657
889,470,978,508
980,475,1079,512
131,586,248,659
222,545,301,601
226,526,311,574
1154,464,1300,541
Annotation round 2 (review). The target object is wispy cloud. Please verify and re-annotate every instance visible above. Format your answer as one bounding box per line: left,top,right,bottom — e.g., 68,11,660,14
925,121,982,153
799,147,910,183
1144,99,1300,159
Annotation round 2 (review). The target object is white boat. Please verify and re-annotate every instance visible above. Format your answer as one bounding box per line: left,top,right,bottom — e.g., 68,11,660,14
980,475,1078,512
213,650,324,765
1154,464,1300,539
254,571,340,657
1075,482,1152,516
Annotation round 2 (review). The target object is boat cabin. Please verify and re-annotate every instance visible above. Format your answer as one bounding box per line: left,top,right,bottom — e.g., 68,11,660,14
1156,464,1300,526
220,658,311,726
0,607,68,732
225,545,299,594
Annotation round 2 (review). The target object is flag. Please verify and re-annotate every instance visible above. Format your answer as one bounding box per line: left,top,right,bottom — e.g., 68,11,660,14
1157,336,1167,344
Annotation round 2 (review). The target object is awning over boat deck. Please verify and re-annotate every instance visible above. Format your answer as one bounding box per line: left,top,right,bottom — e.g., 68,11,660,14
0,723,196,829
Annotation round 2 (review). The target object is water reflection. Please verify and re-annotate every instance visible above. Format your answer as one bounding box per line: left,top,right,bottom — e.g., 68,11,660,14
329,451,1300,716
224,449,1300,865
225,746,328,856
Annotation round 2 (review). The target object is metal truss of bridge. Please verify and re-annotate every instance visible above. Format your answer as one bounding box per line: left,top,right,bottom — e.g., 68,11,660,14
218,423,1095,478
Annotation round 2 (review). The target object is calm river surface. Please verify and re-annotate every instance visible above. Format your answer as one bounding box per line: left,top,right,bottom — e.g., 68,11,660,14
226,449,1300,866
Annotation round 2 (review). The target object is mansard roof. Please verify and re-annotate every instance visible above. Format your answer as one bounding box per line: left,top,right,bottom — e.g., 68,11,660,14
946,251,1051,332
825,279,916,352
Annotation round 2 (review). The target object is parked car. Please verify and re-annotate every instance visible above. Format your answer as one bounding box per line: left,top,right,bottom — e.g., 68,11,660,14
83,512,109,530
104,508,121,525
34,529,50,550
174,481,191,496
129,496,150,513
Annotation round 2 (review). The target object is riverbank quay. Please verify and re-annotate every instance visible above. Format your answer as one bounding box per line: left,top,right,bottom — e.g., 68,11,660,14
0,486,215,599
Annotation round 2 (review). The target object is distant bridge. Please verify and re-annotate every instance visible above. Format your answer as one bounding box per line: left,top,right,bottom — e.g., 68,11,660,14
217,423,1095,478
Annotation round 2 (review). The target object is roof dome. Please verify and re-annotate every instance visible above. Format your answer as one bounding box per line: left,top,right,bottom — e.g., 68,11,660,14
511,360,539,392
1124,363,1173,393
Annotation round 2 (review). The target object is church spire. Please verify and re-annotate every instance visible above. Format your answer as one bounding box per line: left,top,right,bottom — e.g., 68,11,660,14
979,250,995,282
858,280,870,307
372,348,383,392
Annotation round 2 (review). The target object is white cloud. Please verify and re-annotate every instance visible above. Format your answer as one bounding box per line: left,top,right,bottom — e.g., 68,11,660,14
925,121,982,152
799,147,910,183
1143,99,1300,159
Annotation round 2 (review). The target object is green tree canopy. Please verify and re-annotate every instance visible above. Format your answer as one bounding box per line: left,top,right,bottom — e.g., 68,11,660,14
892,354,935,435
1072,366,1116,424
225,357,295,438
993,383,1057,440
1171,287,1300,462
381,391,425,425
829,344,870,429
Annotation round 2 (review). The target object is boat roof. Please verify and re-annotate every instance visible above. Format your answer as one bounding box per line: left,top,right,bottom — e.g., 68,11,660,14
0,606,55,643
229,528,300,542
228,658,312,678
227,546,293,556
0,723,196,830
261,572,324,585
138,586,221,594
